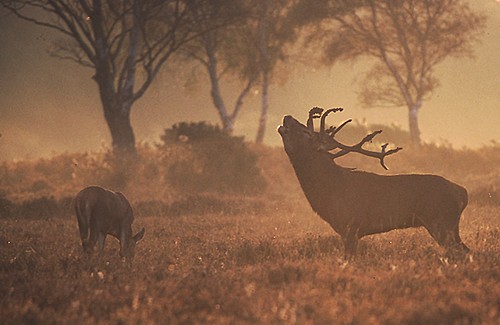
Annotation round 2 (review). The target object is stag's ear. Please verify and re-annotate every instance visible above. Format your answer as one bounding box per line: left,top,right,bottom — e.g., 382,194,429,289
133,228,145,243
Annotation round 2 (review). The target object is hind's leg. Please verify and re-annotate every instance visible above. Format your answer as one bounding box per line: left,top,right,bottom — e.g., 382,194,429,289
97,233,106,256
85,228,98,256
77,217,89,254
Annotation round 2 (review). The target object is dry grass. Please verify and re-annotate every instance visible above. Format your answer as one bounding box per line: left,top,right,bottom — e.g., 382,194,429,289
0,143,499,324
0,199,498,324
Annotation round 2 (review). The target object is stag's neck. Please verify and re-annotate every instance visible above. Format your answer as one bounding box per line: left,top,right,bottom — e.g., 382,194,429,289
289,152,344,192
288,152,349,233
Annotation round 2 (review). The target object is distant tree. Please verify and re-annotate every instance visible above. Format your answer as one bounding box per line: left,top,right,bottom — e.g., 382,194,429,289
181,0,304,142
1,0,202,154
180,0,258,134
251,0,299,144
308,0,486,145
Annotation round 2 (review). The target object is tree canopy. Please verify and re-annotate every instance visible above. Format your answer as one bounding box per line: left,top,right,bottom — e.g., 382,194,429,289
304,0,486,144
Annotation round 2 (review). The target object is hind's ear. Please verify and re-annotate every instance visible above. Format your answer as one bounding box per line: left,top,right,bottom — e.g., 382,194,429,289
133,228,145,242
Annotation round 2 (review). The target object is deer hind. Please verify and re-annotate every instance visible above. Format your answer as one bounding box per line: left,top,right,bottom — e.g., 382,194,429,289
278,107,469,259
75,186,145,260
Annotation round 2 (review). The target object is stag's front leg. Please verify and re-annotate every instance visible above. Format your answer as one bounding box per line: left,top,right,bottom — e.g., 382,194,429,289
342,231,359,260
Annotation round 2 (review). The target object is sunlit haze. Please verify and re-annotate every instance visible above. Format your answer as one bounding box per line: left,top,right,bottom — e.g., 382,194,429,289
0,1,499,161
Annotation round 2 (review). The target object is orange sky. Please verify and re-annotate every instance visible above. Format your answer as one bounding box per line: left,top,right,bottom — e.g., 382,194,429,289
0,1,499,161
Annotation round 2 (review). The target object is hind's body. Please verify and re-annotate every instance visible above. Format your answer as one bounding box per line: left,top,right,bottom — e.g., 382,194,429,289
75,186,144,259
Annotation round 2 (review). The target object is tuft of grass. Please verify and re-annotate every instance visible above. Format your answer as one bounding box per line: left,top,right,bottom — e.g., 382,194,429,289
0,200,498,324
0,140,498,323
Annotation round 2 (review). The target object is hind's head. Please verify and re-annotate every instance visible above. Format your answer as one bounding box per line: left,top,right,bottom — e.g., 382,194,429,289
120,227,145,259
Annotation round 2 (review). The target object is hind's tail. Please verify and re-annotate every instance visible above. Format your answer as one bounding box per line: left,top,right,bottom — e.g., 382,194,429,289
75,198,90,247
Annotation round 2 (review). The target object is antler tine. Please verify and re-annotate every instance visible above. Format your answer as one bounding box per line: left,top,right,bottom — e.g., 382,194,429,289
360,130,383,144
332,129,403,170
378,144,403,170
320,107,343,133
305,106,403,169
307,107,323,131
326,119,353,136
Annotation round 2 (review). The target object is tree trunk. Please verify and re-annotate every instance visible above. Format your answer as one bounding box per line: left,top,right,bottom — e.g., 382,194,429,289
97,79,136,153
213,92,234,134
91,3,137,155
256,7,269,145
103,101,136,154
207,51,234,134
255,70,269,144
408,105,421,145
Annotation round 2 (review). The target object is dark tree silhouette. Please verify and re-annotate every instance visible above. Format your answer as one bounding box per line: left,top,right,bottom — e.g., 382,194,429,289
1,0,201,153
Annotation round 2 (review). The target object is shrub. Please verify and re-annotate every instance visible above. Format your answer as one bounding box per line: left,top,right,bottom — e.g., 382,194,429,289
160,122,267,195
166,194,265,217
0,195,73,219
0,197,15,218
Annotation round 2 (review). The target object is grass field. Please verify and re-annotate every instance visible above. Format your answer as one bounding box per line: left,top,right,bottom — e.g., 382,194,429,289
1,199,498,324
1,142,499,324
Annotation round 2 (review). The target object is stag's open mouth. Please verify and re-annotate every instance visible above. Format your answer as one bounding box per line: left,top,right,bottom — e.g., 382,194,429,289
277,124,287,136
278,115,294,137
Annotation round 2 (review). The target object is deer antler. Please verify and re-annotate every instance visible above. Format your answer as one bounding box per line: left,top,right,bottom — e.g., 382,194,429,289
307,107,324,131
312,107,403,170
320,107,343,133
329,132,403,170
326,119,352,136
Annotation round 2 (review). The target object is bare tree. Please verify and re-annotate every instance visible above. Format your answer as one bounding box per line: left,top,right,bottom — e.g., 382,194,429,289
278,107,469,259
253,0,292,144
310,0,485,144
180,0,258,134
1,0,200,153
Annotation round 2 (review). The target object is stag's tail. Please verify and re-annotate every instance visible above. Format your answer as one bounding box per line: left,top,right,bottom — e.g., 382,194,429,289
454,185,470,252
457,185,468,214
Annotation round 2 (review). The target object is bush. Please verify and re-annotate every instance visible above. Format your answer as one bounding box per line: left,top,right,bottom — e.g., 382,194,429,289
0,197,15,218
166,194,265,217
0,196,72,219
160,122,267,195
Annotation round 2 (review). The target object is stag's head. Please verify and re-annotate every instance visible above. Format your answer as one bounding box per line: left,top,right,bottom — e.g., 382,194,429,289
278,107,402,169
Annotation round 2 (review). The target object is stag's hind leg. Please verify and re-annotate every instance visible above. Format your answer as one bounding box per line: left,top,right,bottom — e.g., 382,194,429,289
452,224,470,253
423,220,469,255
418,200,469,255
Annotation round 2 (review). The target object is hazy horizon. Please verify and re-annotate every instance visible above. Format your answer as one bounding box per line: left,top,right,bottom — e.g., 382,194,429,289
0,1,499,161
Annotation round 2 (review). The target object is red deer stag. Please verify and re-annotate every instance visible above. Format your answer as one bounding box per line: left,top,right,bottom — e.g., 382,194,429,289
75,186,145,260
278,107,469,258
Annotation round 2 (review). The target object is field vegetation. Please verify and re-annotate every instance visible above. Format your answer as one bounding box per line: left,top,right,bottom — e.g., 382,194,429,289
0,123,499,324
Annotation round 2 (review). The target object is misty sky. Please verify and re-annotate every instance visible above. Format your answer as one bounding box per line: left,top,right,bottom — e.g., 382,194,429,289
0,1,499,161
